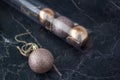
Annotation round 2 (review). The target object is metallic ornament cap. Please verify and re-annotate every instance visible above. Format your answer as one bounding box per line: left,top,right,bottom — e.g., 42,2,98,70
68,25,88,46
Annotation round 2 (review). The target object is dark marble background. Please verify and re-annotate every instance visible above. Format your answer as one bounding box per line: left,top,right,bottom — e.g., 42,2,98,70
0,0,120,80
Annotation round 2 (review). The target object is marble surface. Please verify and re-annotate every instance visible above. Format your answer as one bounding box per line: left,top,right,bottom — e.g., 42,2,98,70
0,0,120,80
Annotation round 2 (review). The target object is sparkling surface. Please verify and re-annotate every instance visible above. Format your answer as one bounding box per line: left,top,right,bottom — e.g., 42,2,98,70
52,16,74,38
28,48,54,73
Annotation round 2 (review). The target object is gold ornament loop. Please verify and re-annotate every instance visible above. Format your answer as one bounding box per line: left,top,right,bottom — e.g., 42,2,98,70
15,32,39,57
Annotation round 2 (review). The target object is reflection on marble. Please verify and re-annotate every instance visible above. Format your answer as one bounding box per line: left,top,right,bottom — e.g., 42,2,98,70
0,0,120,80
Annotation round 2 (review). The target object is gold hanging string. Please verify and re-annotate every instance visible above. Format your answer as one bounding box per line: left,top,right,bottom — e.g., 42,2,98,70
15,32,39,57
15,32,30,44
